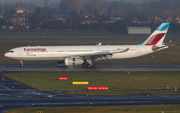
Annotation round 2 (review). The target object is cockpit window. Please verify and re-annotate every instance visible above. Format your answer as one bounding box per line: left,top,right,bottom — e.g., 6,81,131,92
8,51,14,53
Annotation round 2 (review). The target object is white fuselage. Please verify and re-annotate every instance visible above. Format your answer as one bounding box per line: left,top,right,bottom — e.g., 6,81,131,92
4,45,162,61
4,23,170,67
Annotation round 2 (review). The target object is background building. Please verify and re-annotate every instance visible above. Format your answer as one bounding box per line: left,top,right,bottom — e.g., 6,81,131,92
127,27,151,34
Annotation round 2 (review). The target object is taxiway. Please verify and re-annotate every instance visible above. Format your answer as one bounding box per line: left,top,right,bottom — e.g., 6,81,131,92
0,65,180,71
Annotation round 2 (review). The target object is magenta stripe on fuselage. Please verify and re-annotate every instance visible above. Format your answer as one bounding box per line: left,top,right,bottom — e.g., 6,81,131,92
146,33,166,45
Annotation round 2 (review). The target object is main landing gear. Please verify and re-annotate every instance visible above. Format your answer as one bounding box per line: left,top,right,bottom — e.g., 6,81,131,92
82,59,96,68
20,61,24,67
82,63,96,68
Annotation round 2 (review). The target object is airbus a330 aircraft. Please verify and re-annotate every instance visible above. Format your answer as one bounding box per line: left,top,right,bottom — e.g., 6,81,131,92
4,23,170,68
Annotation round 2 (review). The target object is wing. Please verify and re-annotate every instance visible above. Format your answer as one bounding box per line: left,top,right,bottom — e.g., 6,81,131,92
69,48,129,61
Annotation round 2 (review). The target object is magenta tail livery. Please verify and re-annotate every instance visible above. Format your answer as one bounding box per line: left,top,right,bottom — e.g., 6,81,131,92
4,23,170,68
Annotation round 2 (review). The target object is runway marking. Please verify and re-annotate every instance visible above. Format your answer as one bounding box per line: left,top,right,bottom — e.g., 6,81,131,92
0,84,12,90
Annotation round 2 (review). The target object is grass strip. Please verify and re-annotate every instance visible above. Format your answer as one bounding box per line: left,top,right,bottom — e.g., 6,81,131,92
5,105,180,113
0,32,149,37
3,71,180,95
0,31,179,37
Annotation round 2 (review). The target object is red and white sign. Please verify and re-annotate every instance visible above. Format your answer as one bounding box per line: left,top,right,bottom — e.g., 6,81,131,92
98,87,108,90
87,87,97,90
58,77,68,80
87,87,108,90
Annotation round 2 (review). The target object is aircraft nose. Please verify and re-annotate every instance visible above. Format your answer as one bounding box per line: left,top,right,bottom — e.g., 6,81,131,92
4,53,9,57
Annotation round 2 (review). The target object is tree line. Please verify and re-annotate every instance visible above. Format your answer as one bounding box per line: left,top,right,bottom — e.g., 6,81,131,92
1,0,180,32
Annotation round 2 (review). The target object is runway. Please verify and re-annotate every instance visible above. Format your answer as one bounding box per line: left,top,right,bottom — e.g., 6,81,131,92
1,71,180,113
0,65,180,71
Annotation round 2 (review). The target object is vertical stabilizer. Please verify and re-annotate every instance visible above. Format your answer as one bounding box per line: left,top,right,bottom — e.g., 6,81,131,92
141,23,170,46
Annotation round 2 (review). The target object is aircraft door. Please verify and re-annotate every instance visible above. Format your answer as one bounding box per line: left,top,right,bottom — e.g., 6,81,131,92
136,47,141,53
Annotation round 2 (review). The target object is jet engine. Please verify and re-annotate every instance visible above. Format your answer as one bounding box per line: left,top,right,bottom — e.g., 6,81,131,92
64,58,83,66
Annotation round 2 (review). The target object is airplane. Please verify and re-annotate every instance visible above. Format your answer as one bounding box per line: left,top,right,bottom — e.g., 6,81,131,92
4,23,170,68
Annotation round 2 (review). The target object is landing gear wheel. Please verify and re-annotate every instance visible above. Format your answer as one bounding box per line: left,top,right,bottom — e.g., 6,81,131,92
87,64,91,68
92,64,96,68
82,63,92,68
82,63,86,68
82,59,96,68
19,61,24,67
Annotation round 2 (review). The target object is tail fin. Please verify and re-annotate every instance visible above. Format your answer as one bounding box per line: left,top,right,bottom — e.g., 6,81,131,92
141,23,170,46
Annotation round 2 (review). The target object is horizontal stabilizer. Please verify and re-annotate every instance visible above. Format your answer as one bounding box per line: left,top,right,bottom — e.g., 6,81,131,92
152,45,168,51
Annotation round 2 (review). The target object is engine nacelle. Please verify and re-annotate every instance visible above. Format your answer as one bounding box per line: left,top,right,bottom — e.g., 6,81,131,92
64,58,83,66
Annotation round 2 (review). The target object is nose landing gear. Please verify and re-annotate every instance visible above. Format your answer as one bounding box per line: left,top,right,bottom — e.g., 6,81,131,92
20,61,24,67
